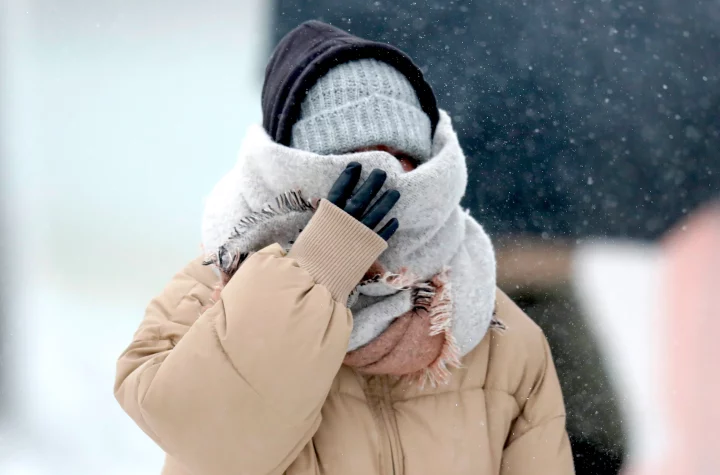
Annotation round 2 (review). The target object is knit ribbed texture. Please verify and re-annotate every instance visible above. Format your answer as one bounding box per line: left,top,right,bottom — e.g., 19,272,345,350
290,58,432,161
288,199,388,303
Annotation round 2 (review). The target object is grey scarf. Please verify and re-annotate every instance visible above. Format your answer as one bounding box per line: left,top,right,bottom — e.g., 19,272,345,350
201,111,496,375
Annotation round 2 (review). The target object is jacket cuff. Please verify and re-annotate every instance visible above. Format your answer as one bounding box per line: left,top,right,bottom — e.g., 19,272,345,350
288,200,388,303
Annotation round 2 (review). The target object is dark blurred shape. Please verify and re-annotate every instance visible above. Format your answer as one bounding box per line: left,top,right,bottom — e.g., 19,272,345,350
569,438,624,475
272,0,720,240
497,240,626,473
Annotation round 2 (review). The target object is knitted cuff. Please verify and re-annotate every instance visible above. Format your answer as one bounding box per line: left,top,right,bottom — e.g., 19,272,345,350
288,200,388,303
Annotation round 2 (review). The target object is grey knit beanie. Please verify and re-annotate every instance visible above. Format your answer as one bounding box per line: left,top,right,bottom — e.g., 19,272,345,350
290,58,433,161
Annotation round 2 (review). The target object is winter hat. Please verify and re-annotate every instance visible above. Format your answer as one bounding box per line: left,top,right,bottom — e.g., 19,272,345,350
262,21,439,152
290,58,432,161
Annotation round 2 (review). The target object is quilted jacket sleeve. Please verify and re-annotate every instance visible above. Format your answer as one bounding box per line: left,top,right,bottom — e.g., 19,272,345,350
500,332,575,475
114,201,386,475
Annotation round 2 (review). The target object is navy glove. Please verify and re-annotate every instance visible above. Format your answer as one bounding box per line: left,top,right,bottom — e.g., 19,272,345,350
327,162,400,241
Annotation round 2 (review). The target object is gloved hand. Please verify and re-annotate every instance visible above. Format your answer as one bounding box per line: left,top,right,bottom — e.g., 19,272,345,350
327,162,400,241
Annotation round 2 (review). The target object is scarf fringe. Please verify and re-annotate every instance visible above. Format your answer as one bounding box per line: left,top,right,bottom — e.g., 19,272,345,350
407,268,463,389
360,267,417,290
412,283,435,311
358,266,463,388
203,190,314,276
490,316,508,333
230,190,315,238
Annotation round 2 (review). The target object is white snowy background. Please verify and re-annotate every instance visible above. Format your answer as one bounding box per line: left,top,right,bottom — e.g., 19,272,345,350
0,1,267,473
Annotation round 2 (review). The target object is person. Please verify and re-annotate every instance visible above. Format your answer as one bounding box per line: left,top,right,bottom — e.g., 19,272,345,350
114,20,574,475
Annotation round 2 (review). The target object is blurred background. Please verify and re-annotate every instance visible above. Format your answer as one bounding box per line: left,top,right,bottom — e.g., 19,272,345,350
0,1,718,474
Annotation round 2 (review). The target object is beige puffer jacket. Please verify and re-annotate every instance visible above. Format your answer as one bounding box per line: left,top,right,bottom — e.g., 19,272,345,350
115,201,574,475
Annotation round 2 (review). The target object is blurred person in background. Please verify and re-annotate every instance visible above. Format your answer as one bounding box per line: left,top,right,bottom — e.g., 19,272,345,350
115,21,574,475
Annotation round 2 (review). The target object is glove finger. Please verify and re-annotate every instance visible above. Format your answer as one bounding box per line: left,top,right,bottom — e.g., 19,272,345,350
361,190,400,229
345,169,387,218
327,162,362,208
377,218,399,241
